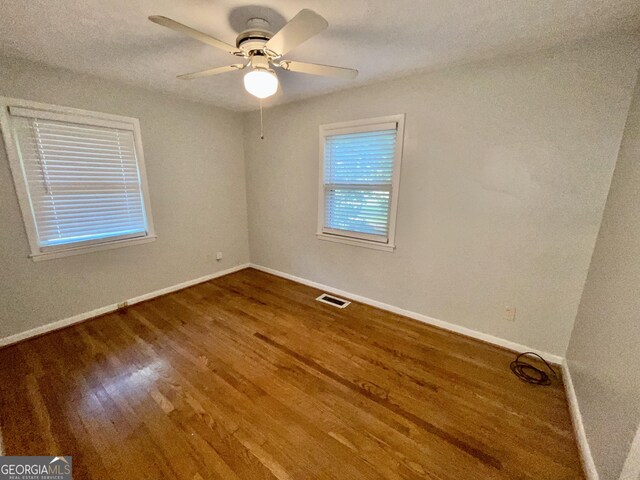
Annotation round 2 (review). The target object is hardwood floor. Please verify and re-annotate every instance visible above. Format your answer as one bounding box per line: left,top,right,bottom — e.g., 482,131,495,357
0,268,584,479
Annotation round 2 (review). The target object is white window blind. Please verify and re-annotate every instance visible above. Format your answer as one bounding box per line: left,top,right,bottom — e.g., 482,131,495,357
320,118,403,247
6,104,153,254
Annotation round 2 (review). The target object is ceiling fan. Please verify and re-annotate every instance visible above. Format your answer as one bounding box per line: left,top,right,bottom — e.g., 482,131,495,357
149,9,358,99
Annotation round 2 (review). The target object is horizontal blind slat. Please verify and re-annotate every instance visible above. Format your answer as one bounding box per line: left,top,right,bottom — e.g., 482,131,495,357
41,230,146,247
18,123,131,139
39,220,146,236
20,139,136,152
23,160,140,170
26,163,139,171
325,130,397,141
23,132,137,145
33,198,143,207
35,208,144,222
26,173,140,181
21,150,137,160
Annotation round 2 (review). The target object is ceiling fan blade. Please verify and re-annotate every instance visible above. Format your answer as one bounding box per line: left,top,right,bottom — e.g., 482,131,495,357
177,64,246,80
264,9,328,57
279,60,358,79
149,15,241,55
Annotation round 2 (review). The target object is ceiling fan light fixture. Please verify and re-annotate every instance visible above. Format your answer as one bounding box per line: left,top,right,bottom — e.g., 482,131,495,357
243,68,278,99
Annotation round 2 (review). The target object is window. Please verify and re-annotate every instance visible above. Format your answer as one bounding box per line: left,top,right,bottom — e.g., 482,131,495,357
0,97,155,260
317,114,405,251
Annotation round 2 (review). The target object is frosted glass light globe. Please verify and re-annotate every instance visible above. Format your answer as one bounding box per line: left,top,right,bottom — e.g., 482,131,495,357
243,69,278,99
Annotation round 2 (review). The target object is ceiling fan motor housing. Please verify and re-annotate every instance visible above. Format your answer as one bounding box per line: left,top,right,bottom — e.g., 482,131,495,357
236,18,273,54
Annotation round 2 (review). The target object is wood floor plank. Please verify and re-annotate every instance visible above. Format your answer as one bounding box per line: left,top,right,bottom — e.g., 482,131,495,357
0,268,584,479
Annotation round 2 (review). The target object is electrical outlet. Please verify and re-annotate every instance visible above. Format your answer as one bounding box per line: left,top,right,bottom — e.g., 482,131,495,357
216,251,223,261
504,306,516,322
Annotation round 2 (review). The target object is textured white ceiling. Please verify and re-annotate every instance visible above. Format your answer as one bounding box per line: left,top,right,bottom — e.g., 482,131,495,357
0,0,639,111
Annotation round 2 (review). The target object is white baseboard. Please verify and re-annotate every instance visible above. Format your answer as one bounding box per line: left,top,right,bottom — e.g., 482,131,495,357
249,263,564,364
562,360,599,480
0,263,250,348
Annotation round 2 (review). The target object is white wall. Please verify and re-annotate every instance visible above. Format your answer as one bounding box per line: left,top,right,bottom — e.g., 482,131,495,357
243,37,640,356
566,73,640,480
0,56,250,341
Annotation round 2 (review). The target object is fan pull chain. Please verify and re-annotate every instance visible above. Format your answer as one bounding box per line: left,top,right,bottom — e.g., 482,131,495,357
260,98,264,140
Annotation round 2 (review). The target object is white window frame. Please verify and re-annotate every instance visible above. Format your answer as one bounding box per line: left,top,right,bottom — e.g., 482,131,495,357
317,114,405,252
0,97,156,261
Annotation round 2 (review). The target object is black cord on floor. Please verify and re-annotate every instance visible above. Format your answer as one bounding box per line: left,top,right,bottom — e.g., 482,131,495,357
510,352,557,386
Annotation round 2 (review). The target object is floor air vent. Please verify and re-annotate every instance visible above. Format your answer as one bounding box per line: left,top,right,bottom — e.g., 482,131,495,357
316,293,351,308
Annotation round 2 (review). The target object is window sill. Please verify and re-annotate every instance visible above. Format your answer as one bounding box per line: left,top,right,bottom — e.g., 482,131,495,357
316,233,395,252
30,235,157,261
